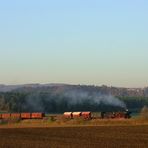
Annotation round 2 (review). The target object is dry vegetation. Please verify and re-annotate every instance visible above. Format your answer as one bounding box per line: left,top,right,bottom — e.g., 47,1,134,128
0,126,148,148
1,116,148,128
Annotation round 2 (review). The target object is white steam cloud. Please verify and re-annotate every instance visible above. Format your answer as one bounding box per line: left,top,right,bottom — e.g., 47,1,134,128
64,90,126,109
24,89,127,112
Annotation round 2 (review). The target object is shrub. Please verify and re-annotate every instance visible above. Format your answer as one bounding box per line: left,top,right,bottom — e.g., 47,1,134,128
140,106,148,119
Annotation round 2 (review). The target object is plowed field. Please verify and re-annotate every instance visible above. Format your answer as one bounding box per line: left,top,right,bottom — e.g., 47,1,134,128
0,126,148,148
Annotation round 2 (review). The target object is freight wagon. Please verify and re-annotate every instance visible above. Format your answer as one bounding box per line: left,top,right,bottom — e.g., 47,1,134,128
11,113,21,118
2,113,11,119
31,113,45,119
72,112,82,118
21,113,31,119
64,112,73,119
82,112,91,119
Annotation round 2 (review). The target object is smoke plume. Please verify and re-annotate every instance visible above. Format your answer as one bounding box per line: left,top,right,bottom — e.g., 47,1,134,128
64,89,126,109
23,89,126,112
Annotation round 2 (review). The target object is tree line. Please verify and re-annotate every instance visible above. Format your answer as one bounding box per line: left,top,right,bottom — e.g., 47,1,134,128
0,92,148,113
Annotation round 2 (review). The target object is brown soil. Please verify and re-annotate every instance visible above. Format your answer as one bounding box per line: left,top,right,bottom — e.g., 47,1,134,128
0,126,148,148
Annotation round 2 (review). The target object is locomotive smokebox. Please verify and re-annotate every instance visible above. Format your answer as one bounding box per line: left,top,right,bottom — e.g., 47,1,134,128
125,109,132,118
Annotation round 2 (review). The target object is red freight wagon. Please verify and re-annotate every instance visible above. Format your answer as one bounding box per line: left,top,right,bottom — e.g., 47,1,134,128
82,112,91,119
21,113,31,119
2,113,11,119
31,113,45,119
72,112,82,118
11,113,21,118
64,112,73,119
0,114,2,119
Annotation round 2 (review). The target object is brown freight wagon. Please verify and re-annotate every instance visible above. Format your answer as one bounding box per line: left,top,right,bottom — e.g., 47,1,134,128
21,113,31,119
64,112,73,119
2,113,11,119
0,114,2,119
31,113,45,119
11,113,21,118
82,112,91,119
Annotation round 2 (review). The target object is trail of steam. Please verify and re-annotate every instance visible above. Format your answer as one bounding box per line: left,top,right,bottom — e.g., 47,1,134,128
64,90,126,109
24,89,127,112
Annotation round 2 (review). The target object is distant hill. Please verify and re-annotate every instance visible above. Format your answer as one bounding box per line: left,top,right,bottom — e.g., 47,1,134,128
0,83,148,97
0,83,67,92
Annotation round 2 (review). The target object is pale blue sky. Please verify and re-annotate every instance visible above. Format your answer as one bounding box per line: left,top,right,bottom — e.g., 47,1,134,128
0,0,148,87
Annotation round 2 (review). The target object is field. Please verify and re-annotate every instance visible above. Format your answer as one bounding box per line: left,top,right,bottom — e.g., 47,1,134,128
0,125,148,148
1,116,148,148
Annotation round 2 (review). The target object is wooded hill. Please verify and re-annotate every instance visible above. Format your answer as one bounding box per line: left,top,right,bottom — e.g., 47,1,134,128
0,84,148,113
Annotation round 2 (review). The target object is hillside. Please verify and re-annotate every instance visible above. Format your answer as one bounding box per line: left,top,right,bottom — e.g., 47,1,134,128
0,84,148,113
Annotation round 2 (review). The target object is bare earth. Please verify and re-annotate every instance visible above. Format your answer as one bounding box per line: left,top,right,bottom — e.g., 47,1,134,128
0,126,148,148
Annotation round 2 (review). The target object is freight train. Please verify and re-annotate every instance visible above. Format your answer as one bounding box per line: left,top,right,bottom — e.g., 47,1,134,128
63,110,131,119
0,110,131,120
0,113,45,119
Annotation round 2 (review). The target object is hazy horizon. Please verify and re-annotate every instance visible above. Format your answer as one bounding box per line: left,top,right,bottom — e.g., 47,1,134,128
0,0,148,87
0,82,147,89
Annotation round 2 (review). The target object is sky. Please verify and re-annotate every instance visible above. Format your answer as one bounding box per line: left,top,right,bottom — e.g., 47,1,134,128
0,0,148,87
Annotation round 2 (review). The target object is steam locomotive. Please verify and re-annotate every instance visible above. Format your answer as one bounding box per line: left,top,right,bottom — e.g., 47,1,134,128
100,110,131,119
